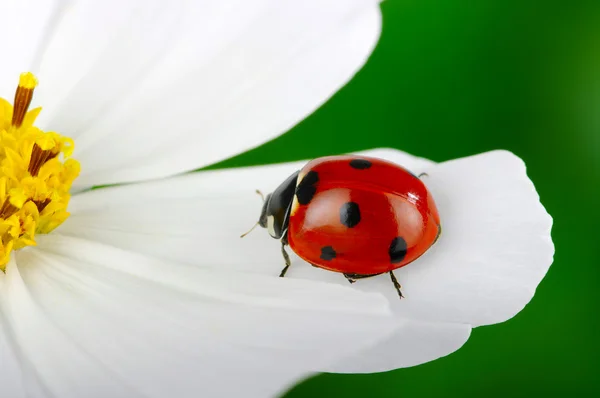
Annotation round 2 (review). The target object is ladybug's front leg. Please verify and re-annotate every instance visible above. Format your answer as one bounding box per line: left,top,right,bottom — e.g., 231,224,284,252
279,233,291,277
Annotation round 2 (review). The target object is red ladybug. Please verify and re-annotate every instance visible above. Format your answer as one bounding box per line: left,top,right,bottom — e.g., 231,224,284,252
250,155,441,298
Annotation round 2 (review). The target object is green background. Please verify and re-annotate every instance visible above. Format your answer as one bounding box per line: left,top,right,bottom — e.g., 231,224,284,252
214,0,600,396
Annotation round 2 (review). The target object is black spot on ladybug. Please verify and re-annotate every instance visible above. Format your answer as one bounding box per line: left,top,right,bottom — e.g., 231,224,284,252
295,171,319,205
349,159,372,169
295,185,316,205
340,202,361,228
320,246,337,261
389,236,408,263
302,170,319,185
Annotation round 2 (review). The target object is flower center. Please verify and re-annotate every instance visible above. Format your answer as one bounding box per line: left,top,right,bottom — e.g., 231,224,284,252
0,73,80,271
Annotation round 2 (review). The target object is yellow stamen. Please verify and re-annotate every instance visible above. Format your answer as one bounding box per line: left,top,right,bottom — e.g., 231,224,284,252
11,72,38,128
0,73,79,271
18,72,38,90
28,143,58,176
0,198,18,219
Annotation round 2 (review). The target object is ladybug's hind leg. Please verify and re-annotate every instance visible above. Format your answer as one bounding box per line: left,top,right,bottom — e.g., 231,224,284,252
343,272,373,283
389,271,404,299
343,272,382,287
343,272,404,299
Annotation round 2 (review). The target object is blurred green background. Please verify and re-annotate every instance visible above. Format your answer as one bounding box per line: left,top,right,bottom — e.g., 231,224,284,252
215,0,599,396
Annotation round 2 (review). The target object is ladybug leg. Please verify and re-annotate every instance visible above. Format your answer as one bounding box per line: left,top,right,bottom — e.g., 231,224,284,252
343,272,376,284
418,172,429,178
279,233,291,277
389,271,404,299
343,272,406,299
279,242,291,277
344,273,378,282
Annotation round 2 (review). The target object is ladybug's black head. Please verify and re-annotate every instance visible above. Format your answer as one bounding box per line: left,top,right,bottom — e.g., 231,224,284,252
258,193,272,229
258,170,299,239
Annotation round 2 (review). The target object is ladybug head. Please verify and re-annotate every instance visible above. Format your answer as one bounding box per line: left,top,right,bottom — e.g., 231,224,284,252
258,170,299,240
257,192,272,229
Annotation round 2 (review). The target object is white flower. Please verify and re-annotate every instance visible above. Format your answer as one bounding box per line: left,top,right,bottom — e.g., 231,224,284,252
75,148,554,373
0,1,396,397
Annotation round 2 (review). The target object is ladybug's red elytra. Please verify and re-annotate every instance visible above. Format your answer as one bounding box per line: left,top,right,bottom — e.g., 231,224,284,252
252,155,441,298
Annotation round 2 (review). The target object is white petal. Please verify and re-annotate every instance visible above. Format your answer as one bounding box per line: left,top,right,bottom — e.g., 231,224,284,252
0,258,134,398
5,234,397,397
59,148,552,370
0,300,27,398
31,0,382,188
0,305,47,398
324,319,471,373
0,0,55,95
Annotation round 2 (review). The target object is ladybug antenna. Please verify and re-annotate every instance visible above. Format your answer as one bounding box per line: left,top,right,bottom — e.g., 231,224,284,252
240,222,260,238
240,189,267,238
255,189,265,202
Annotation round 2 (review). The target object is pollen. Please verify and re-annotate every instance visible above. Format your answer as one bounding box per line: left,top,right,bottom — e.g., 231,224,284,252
0,73,80,271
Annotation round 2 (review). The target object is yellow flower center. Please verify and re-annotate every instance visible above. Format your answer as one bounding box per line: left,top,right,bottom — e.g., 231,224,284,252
0,73,80,271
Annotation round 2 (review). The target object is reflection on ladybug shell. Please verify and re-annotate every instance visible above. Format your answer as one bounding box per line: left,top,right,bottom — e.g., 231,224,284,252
287,155,441,276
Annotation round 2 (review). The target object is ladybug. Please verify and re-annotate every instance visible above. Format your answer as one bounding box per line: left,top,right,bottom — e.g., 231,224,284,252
248,155,441,298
